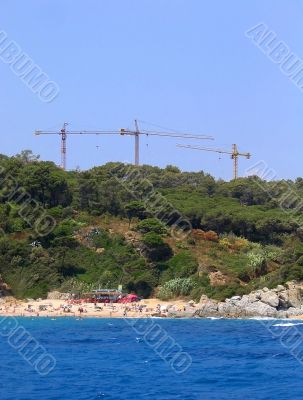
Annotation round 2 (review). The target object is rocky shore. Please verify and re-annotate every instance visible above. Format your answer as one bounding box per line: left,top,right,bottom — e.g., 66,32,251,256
191,281,303,319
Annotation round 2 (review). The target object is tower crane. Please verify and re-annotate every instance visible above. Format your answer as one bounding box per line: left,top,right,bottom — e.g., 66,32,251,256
35,122,122,170
177,144,251,180
35,120,214,170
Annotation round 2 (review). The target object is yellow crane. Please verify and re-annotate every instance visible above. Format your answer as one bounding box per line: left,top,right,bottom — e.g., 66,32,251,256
177,144,251,179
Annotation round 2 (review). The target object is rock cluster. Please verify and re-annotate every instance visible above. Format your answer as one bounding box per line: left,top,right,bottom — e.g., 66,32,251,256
47,291,71,300
194,282,303,318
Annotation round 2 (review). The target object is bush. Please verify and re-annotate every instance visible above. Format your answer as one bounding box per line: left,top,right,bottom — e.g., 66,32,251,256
285,264,303,281
192,229,219,241
48,206,63,219
219,234,249,252
247,245,282,270
142,233,173,261
165,251,198,278
52,219,78,237
157,278,196,300
247,252,265,268
204,231,219,242
135,218,167,235
127,280,153,298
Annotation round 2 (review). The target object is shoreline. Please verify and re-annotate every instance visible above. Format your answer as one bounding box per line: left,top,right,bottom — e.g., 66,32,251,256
2,294,303,320
0,297,193,319
1,314,303,321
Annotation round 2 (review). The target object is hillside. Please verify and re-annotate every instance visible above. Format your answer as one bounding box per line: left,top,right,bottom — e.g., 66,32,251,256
1,151,303,301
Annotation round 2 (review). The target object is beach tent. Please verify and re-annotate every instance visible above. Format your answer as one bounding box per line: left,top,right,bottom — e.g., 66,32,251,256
119,294,139,303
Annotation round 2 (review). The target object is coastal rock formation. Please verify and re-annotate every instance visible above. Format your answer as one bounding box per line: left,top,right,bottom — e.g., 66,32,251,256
47,291,71,300
260,291,279,308
198,295,218,316
194,281,303,318
242,301,277,317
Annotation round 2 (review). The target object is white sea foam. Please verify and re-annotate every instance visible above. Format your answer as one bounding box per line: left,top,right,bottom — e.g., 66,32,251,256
273,322,303,327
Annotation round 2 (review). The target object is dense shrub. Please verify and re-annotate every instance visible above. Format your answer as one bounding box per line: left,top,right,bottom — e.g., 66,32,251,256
142,233,173,262
164,251,198,279
219,234,249,252
135,218,167,235
157,278,196,300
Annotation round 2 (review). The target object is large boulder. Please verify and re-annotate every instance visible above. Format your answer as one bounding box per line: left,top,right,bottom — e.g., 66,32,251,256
196,296,219,316
218,302,241,317
260,291,279,308
278,287,302,308
248,291,261,303
237,295,252,308
287,288,302,308
278,291,289,308
199,301,219,315
243,301,277,317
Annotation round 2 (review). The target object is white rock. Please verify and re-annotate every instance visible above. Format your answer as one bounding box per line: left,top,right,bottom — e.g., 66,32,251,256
244,301,277,317
260,291,279,308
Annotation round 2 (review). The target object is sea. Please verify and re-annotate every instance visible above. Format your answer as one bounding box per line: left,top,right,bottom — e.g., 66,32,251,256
0,317,303,400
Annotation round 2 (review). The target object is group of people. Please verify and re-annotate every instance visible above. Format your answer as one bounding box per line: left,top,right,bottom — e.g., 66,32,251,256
0,298,194,318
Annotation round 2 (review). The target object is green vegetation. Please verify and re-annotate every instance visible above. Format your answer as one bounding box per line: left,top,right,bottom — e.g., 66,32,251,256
158,278,196,300
1,152,303,301
135,218,167,235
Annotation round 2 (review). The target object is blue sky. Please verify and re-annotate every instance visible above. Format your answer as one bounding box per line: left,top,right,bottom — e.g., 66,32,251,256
0,0,302,180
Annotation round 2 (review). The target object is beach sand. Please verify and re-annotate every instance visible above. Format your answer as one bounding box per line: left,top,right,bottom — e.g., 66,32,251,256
0,297,194,319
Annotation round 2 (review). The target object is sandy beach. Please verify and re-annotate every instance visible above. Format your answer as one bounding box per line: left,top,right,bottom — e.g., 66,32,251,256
2,296,303,319
0,297,194,319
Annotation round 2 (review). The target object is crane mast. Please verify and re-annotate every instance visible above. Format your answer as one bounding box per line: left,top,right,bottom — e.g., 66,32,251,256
231,144,239,181
134,119,140,166
60,122,68,170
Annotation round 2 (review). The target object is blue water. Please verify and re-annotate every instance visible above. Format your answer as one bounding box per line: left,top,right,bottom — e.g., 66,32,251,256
0,318,303,400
